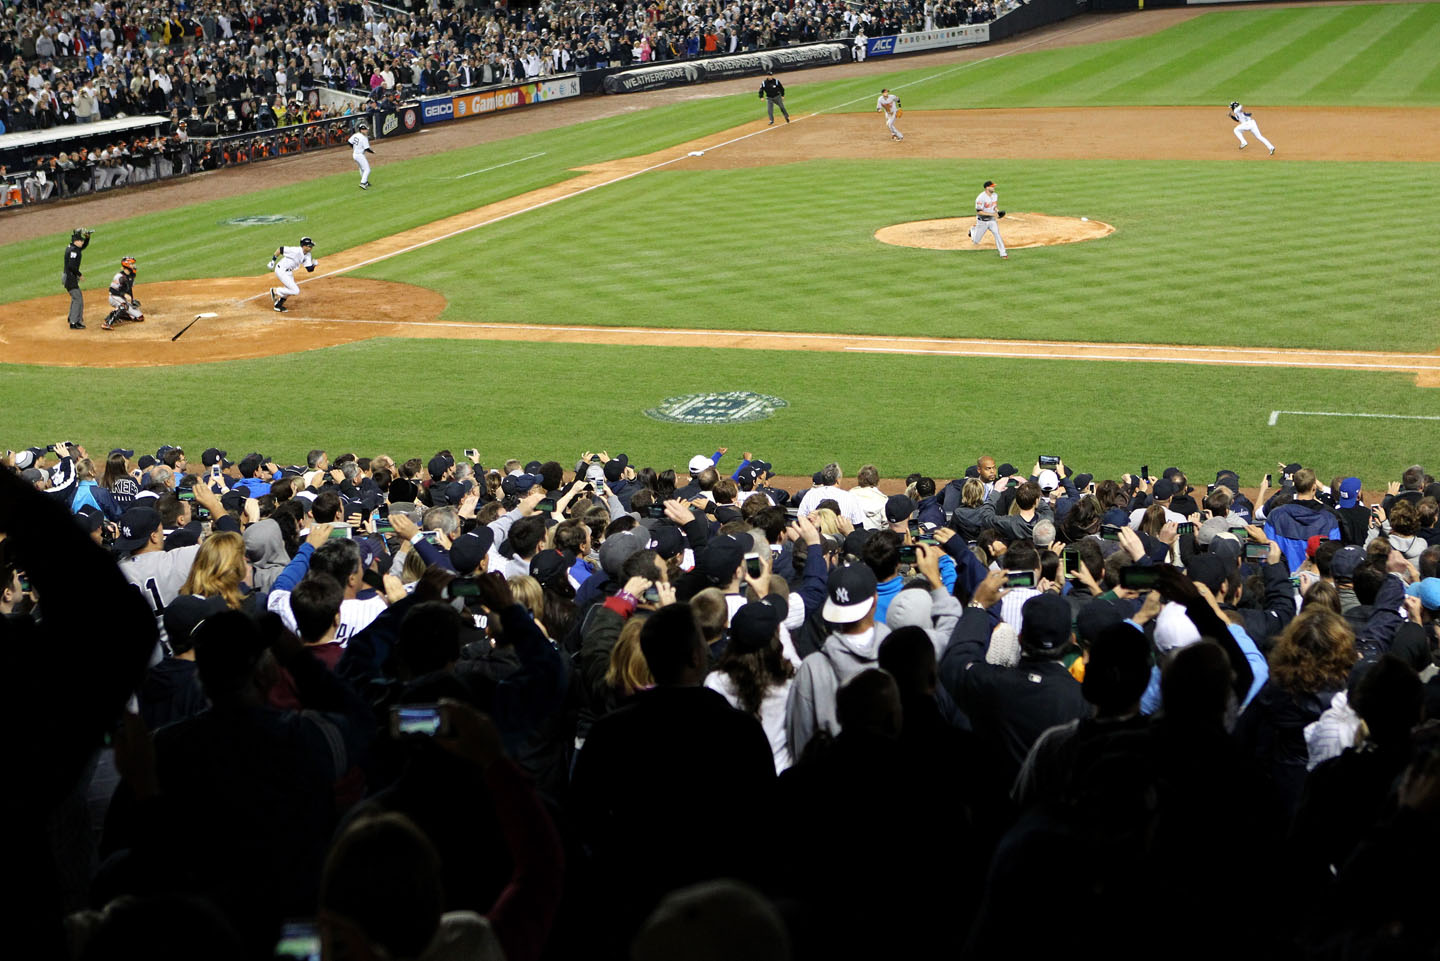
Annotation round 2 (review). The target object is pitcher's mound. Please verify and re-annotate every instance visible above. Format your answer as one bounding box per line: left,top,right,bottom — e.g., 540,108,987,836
875,213,1115,252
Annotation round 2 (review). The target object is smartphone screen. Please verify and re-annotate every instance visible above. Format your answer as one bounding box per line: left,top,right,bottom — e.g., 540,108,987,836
390,704,443,737
1119,566,1160,589
1229,527,1247,538
536,499,557,513
897,544,918,565
1004,570,1036,588
1101,525,1121,542
1245,542,1270,560
744,553,763,577
1063,548,1081,578
1176,521,1194,536
274,920,322,961
328,525,351,539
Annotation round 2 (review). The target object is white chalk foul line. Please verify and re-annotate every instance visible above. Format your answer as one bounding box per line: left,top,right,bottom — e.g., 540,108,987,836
1268,410,1440,427
844,346,1435,373
454,152,547,179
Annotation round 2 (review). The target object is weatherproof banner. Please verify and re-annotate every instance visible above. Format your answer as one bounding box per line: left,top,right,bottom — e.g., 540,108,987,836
602,43,848,94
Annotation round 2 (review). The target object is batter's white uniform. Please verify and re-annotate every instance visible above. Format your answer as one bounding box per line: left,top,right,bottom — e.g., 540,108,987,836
348,130,371,185
969,187,1006,258
273,245,316,298
1230,103,1275,154
877,93,902,140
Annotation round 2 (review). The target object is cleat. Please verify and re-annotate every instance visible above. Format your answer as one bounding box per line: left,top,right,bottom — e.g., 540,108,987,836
360,182,369,189
1268,146,1275,155
273,304,287,312
70,321,86,329
102,321,114,330
1239,143,1247,150
270,288,277,306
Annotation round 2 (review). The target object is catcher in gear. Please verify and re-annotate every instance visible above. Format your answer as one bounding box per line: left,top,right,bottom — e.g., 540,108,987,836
102,256,144,330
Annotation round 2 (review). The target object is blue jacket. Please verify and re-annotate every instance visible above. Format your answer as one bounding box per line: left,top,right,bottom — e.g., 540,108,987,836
1264,500,1339,570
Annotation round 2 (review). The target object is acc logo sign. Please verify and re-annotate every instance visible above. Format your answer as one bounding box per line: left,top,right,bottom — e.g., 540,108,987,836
869,37,895,54
220,214,303,226
644,391,788,425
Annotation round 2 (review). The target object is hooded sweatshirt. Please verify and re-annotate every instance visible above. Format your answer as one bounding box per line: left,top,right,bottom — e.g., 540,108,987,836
1264,499,1340,570
243,518,291,592
785,623,890,760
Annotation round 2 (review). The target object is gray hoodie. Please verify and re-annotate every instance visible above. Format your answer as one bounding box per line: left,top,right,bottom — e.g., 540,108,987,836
243,518,290,592
786,622,891,760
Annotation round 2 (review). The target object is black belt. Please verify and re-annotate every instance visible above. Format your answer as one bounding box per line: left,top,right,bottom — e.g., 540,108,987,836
977,215,994,221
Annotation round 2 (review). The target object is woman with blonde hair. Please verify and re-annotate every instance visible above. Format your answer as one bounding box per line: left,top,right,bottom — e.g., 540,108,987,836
949,477,997,542
508,574,546,636
1234,607,1357,809
605,615,653,703
810,508,841,538
180,531,251,611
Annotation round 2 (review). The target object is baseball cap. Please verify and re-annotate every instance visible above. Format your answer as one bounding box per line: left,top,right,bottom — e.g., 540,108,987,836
201,447,228,467
1019,593,1071,652
449,529,495,575
1036,469,1059,493
427,454,453,480
1154,602,1203,654
822,563,877,623
523,460,543,475
598,531,646,578
163,594,229,649
1214,470,1240,493
1152,478,1178,500
729,598,784,653
1406,578,1440,612
997,463,1017,478
1073,473,1093,491
1330,545,1366,581
1186,554,1229,595
698,534,747,584
12,449,37,470
500,473,540,497
983,180,995,188
1337,477,1362,508
842,528,873,559
137,454,156,470
528,548,570,589
1196,516,1231,547
688,454,712,475
109,448,135,458
884,494,916,524
649,524,685,560
602,453,629,482
1209,534,1242,564
114,506,162,553
1075,597,1127,645
74,504,105,534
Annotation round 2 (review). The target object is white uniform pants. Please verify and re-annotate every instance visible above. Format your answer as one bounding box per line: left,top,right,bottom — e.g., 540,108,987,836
969,218,1006,256
354,152,370,184
854,44,865,62
274,266,300,297
1233,118,1274,150
884,112,902,139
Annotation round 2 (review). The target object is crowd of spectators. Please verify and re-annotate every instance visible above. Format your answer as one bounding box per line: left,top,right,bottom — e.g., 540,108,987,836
4,438,1439,959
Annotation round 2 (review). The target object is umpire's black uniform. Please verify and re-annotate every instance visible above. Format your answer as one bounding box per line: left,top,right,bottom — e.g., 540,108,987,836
64,230,88,329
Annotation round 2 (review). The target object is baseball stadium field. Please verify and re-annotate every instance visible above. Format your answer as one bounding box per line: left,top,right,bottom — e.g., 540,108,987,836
4,0,1438,484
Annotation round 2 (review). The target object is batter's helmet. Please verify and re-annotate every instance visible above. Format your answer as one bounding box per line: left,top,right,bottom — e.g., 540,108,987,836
358,122,368,130
1229,101,1240,109
300,236,315,247
120,256,137,272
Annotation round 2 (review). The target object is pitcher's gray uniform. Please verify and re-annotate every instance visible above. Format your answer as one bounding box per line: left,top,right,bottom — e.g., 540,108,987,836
1229,101,1275,154
269,237,317,313
969,180,1007,259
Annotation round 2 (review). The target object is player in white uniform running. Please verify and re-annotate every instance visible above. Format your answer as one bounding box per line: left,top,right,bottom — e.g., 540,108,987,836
268,236,317,313
877,89,902,141
348,121,375,188
1229,101,1275,155
969,180,1007,259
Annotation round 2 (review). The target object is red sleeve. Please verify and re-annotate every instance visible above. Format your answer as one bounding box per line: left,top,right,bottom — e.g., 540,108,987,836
483,758,564,961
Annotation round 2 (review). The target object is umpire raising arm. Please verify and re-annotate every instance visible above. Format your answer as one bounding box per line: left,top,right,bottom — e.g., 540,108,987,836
64,228,91,330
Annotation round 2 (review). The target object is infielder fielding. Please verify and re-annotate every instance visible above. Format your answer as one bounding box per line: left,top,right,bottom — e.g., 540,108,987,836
877,88,903,141
102,256,144,330
1228,101,1275,155
269,236,317,313
349,122,375,188
63,227,91,330
969,180,1007,259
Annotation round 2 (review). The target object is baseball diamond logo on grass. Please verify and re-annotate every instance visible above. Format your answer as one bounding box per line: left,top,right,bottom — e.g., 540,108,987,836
221,214,304,226
644,391,788,425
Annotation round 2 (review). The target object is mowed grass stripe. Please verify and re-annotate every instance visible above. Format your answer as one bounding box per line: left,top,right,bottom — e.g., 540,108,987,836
1197,6,1364,104
1095,10,1295,104
0,340,1433,481
1369,12,1440,103
1302,4,1440,102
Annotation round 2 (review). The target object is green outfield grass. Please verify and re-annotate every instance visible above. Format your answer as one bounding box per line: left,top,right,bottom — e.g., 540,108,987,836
0,340,1430,482
4,3,1437,473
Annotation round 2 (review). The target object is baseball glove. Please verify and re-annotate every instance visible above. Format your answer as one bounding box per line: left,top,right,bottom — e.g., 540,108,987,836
896,108,903,118
997,211,1006,218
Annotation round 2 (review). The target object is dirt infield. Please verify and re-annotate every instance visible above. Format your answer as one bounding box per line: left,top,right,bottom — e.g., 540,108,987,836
877,214,1115,251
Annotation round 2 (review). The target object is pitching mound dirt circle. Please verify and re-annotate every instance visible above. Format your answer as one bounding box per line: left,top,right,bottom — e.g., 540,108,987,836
875,213,1115,252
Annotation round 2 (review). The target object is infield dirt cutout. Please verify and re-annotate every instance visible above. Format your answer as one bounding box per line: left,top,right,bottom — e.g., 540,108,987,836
3,106,1438,381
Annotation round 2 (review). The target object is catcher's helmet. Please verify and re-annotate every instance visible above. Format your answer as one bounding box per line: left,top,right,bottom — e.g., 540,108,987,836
120,256,137,272
300,236,315,248
1229,101,1240,109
